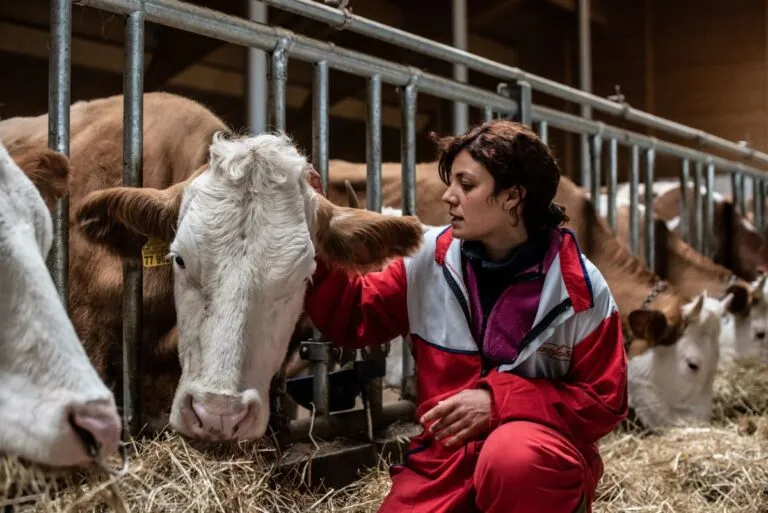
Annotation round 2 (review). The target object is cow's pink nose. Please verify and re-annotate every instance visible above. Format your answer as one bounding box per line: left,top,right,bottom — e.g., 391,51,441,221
191,398,252,438
70,402,122,459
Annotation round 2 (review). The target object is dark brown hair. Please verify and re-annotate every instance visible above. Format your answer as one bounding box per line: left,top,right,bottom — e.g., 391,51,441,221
432,119,568,234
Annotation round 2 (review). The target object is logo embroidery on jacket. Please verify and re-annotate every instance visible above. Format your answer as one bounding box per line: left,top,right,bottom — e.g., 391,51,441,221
537,342,572,361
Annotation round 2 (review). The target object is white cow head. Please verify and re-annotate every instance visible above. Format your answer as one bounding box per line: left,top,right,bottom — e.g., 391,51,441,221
75,132,423,441
628,292,725,430
721,274,768,364
0,142,120,466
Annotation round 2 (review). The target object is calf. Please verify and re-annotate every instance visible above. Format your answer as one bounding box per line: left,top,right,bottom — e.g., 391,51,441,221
0,142,120,466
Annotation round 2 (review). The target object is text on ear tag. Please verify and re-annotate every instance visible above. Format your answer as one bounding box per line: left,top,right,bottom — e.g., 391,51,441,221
141,238,171,268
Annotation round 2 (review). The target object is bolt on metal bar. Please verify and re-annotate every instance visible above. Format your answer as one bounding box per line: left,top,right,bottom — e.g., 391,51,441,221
538,120,549,145
607,138,618,234
122,8,145,436
47,0,71,308
629,145,639,256
704,159,715,259
269,37,289,131
693,162,703,253
312,60,329,194
401,81,418,400
644,147,656,271
366,74,382,213
590,132,603,217
257,0,768,172
679,159,690,244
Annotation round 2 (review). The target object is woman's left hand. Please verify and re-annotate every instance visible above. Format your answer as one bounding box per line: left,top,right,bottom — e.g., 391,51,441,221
419,389,492,448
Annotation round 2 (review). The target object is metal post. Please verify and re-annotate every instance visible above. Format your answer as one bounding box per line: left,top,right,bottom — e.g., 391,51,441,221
738,169,747,216
607,137,618,233
122,9,144,436
694,161,703,253
704,159,715,259
730,171,740,217
761,180,768,233
754,176,765,233
401,80,418,401
483,106,494,122
312,61,329,193
645,147,656,271
517,80,532,127
538,120,549,145
590,132,603,216
367,74,382,212
679,159,690,243
578,0,592,188
629,145,639,255
247,0,268,134
452,0,468,134
47,0,71,308
269,37,289,131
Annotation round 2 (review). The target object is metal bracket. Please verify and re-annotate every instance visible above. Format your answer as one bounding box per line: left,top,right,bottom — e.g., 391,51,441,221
495,79,531,126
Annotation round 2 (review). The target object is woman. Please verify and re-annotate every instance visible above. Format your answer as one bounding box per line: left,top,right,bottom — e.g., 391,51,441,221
304,120,628,513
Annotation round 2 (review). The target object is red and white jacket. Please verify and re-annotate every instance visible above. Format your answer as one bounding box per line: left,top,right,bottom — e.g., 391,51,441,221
305,225,628,480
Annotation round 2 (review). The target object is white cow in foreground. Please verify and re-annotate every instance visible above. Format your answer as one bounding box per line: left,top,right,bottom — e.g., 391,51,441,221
0,142,121,466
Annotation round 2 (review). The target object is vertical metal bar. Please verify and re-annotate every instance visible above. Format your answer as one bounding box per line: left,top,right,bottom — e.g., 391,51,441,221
579,0,592,189
451,0,468,134
679,159,690,243
122,9,144,436
730,171,740,217
367,74,382,212
483,106,494,123
312,61,329,194
761,180,768,233
47,0,71,307
607,137,618,233
629,145,639,255
645,147,656,271
247,0,268,135
516,80,532,127
590,132,603,216
754,175,765,232
538,120,549,145
694,162,703,253
704,159,715,259
401,80,418,400
269,37,289,131
738,168,747,216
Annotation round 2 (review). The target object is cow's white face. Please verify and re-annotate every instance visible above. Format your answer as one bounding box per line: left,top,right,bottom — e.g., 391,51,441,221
168,133,317,440
722,275,768,363
628,293,723,429
0,143,120,466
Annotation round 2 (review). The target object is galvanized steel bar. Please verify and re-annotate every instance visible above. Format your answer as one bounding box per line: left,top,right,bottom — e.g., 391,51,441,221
754,177,765,233
644,147,656,271
629,145,639,256
401,81,418,399
738,170,747,216
694,162,703,253
247,0,268,135
607,137,618,233
366,74,382,213
704,159,715,259
312,60,329,193
451,0,468,134
538,120,549,145
590,132,603,216
74,0,517,114
122,9,144,435
517,80,532,127
483,106,494,123
679,159,690,243
761,181,768,233
579,0,592,190
256,0,768,172
269,37,289,131
47,0,71,308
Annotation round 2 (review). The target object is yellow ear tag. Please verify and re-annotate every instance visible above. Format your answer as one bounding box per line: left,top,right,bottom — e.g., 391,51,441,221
141,238,171,268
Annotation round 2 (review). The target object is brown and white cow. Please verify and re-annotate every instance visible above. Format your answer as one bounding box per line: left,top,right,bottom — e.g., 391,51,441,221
2,93,423,441
0,141,121,466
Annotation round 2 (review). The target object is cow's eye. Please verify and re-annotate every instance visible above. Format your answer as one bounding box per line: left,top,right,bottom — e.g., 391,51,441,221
174,255,186,269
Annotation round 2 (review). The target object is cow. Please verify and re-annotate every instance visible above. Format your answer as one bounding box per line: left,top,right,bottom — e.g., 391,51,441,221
0,141,121,467
2,93,423,442
326,160,731,429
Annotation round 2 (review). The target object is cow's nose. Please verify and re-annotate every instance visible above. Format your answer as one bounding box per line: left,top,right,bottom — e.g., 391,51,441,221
69,401,122,459
190,397,253,439
686,359,701,372
756,331,766,340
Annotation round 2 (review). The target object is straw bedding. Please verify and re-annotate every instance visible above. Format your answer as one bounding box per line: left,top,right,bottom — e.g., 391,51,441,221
3,359,768,513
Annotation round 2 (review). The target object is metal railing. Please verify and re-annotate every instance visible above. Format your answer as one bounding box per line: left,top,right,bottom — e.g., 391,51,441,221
46,0,768,442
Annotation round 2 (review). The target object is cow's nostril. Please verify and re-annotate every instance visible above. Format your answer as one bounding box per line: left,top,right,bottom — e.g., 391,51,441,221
687,361,700,372
757,332,766,340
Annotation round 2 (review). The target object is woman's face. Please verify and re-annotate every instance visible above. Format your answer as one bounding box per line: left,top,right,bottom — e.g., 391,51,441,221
441,149,522,241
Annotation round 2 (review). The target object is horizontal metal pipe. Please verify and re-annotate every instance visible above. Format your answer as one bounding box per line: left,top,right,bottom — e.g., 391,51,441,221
74,0,517,113
287,400,415,443
258,0,768,171
531,105,768,180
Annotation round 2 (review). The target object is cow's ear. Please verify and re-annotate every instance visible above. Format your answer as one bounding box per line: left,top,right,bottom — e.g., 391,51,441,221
12,148,70,210
628,309,670,347
314,194,423,269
